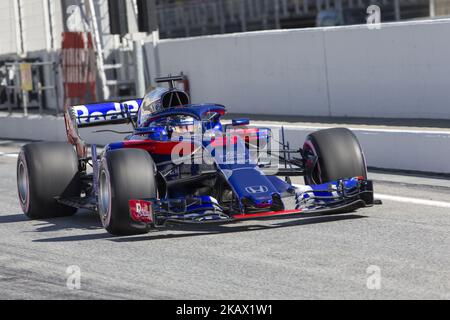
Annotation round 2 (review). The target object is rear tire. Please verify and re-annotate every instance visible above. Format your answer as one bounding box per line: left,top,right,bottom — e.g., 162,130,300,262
303,128,367,184
99,149,157,236
17,142,81,219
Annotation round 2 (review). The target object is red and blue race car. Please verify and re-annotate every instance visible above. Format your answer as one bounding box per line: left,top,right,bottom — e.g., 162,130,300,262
17,76,377,236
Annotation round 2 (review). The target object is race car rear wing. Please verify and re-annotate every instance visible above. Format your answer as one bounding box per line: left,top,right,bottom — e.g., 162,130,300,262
67,99,142,128
64,99,142,158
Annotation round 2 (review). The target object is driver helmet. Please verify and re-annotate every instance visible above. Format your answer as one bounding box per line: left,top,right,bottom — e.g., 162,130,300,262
138,88,167,126
170,115,197,136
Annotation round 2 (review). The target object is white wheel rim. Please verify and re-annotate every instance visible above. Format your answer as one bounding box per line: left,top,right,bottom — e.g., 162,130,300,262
17,157,30,211
99,169,112,226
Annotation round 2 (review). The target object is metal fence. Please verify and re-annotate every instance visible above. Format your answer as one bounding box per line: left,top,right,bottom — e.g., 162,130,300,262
0,61,60,116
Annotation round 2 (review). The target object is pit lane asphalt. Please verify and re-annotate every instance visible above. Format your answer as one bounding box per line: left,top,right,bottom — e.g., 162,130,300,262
0,140,449,300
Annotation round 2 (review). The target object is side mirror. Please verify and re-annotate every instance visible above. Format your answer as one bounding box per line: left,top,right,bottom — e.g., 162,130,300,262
232,118,250,126
123,104,138,128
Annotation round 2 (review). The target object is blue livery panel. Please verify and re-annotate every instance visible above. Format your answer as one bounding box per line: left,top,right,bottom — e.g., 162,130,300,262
71,99,142,126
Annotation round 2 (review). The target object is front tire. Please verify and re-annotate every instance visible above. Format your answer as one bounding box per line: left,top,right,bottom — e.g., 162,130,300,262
17,142,81,219
99,149,157,236
303,128,367,184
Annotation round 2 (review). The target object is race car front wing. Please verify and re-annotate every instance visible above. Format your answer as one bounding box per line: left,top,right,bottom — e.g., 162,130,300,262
129,177,378,227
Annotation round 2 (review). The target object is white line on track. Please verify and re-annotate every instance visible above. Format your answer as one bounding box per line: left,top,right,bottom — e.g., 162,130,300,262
293,184,450,209
0,152,18,158
376,194,450,208
251,122,450,135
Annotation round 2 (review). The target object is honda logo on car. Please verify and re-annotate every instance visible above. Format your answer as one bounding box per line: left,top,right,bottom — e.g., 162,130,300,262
245,185,269,194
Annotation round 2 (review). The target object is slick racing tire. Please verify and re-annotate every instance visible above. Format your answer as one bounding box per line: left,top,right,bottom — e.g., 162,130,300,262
99,149,157,236
303,128,367,185
17,142,81,219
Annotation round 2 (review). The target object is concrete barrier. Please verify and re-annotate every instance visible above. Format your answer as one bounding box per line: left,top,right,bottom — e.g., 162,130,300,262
0,114,130,146
2,114,450,174
146,19,450,119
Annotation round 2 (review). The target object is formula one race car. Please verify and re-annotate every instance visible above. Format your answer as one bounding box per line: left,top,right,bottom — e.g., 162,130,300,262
17,76,377,236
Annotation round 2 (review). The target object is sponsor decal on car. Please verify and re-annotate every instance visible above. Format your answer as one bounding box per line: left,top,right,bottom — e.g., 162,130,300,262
245,185,269,194
129,200,153,223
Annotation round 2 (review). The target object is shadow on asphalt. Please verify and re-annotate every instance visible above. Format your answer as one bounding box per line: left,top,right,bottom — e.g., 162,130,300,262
31,212,102,233
0,213,29,223
0,211,103,233
31,214,367,243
